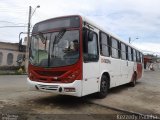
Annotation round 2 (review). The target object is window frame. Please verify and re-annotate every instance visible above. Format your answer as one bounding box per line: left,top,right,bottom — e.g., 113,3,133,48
120,42,127,60
127,46,133,61
133,49,137,62
140,53,143,63
136,51,141,63
83,28,99,62
99,31,110,57
111,37,120,59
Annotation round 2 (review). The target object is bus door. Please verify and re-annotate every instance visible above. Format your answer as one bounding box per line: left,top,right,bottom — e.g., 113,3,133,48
82,27,100,96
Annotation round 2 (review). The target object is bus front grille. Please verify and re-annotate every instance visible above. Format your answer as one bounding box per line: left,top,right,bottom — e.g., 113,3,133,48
36,70,66,77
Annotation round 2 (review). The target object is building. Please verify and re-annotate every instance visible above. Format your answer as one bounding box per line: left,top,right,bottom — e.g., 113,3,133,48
144,54,160,71
0,42,26,69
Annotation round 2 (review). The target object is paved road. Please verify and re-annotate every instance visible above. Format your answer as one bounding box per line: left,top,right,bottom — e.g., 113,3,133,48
0,75,121,120
90,70,160,116
0,70,160,119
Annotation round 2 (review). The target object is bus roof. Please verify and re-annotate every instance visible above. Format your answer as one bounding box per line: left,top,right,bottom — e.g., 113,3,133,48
81,15,142,53
34,15,142,53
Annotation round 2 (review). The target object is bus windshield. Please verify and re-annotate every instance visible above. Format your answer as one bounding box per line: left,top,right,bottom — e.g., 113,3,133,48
29,30,79,67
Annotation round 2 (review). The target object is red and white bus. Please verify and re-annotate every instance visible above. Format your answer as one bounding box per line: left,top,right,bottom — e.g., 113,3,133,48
27,15,143,98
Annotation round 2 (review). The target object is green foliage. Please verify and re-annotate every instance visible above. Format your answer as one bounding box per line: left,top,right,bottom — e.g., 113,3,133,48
0,66,26,75
16,66,26,75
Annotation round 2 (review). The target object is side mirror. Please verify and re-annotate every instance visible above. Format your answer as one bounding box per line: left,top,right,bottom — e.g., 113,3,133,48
88,31,94,41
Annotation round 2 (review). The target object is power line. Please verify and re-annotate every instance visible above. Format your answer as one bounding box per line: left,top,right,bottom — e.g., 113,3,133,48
0,8,27,11
0,9,27,14
0,21,26,25
0,26,27,28
0,11,26,13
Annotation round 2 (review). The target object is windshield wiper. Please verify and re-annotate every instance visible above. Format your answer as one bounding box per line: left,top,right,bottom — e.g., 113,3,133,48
38,32,46,44
54,28,66,44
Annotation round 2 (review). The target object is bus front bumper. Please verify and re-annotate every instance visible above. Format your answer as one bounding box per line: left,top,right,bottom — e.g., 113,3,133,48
27,78,82,97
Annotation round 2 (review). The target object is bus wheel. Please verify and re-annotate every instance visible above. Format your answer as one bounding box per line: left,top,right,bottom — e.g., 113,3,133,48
130,73,137,87
96,75,109,99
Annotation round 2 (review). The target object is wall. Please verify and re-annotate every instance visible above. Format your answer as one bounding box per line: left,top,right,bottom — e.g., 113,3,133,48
0,42,25,67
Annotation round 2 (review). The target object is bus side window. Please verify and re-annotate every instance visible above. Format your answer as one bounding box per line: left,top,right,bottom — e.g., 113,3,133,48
126,46,128,60
131,48,134,61
140,53,143,63
133,49,137,62
100,32,110,57
127,46,132,61
121,43,127,60
111,37,119,59
83,28,99,62
137,51,140,62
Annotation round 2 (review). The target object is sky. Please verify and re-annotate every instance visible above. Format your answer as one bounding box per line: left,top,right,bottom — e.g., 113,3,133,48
0,0,160,55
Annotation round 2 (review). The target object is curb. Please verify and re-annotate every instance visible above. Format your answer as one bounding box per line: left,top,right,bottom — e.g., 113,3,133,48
88,100,159,119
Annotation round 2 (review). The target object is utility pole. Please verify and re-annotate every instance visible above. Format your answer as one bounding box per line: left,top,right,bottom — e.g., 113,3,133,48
25,6,32,73
25,5,40,73
27,6,32,48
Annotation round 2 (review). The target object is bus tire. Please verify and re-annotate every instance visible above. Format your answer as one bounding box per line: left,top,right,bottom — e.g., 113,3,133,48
96,75,109,99
130,73,137,87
